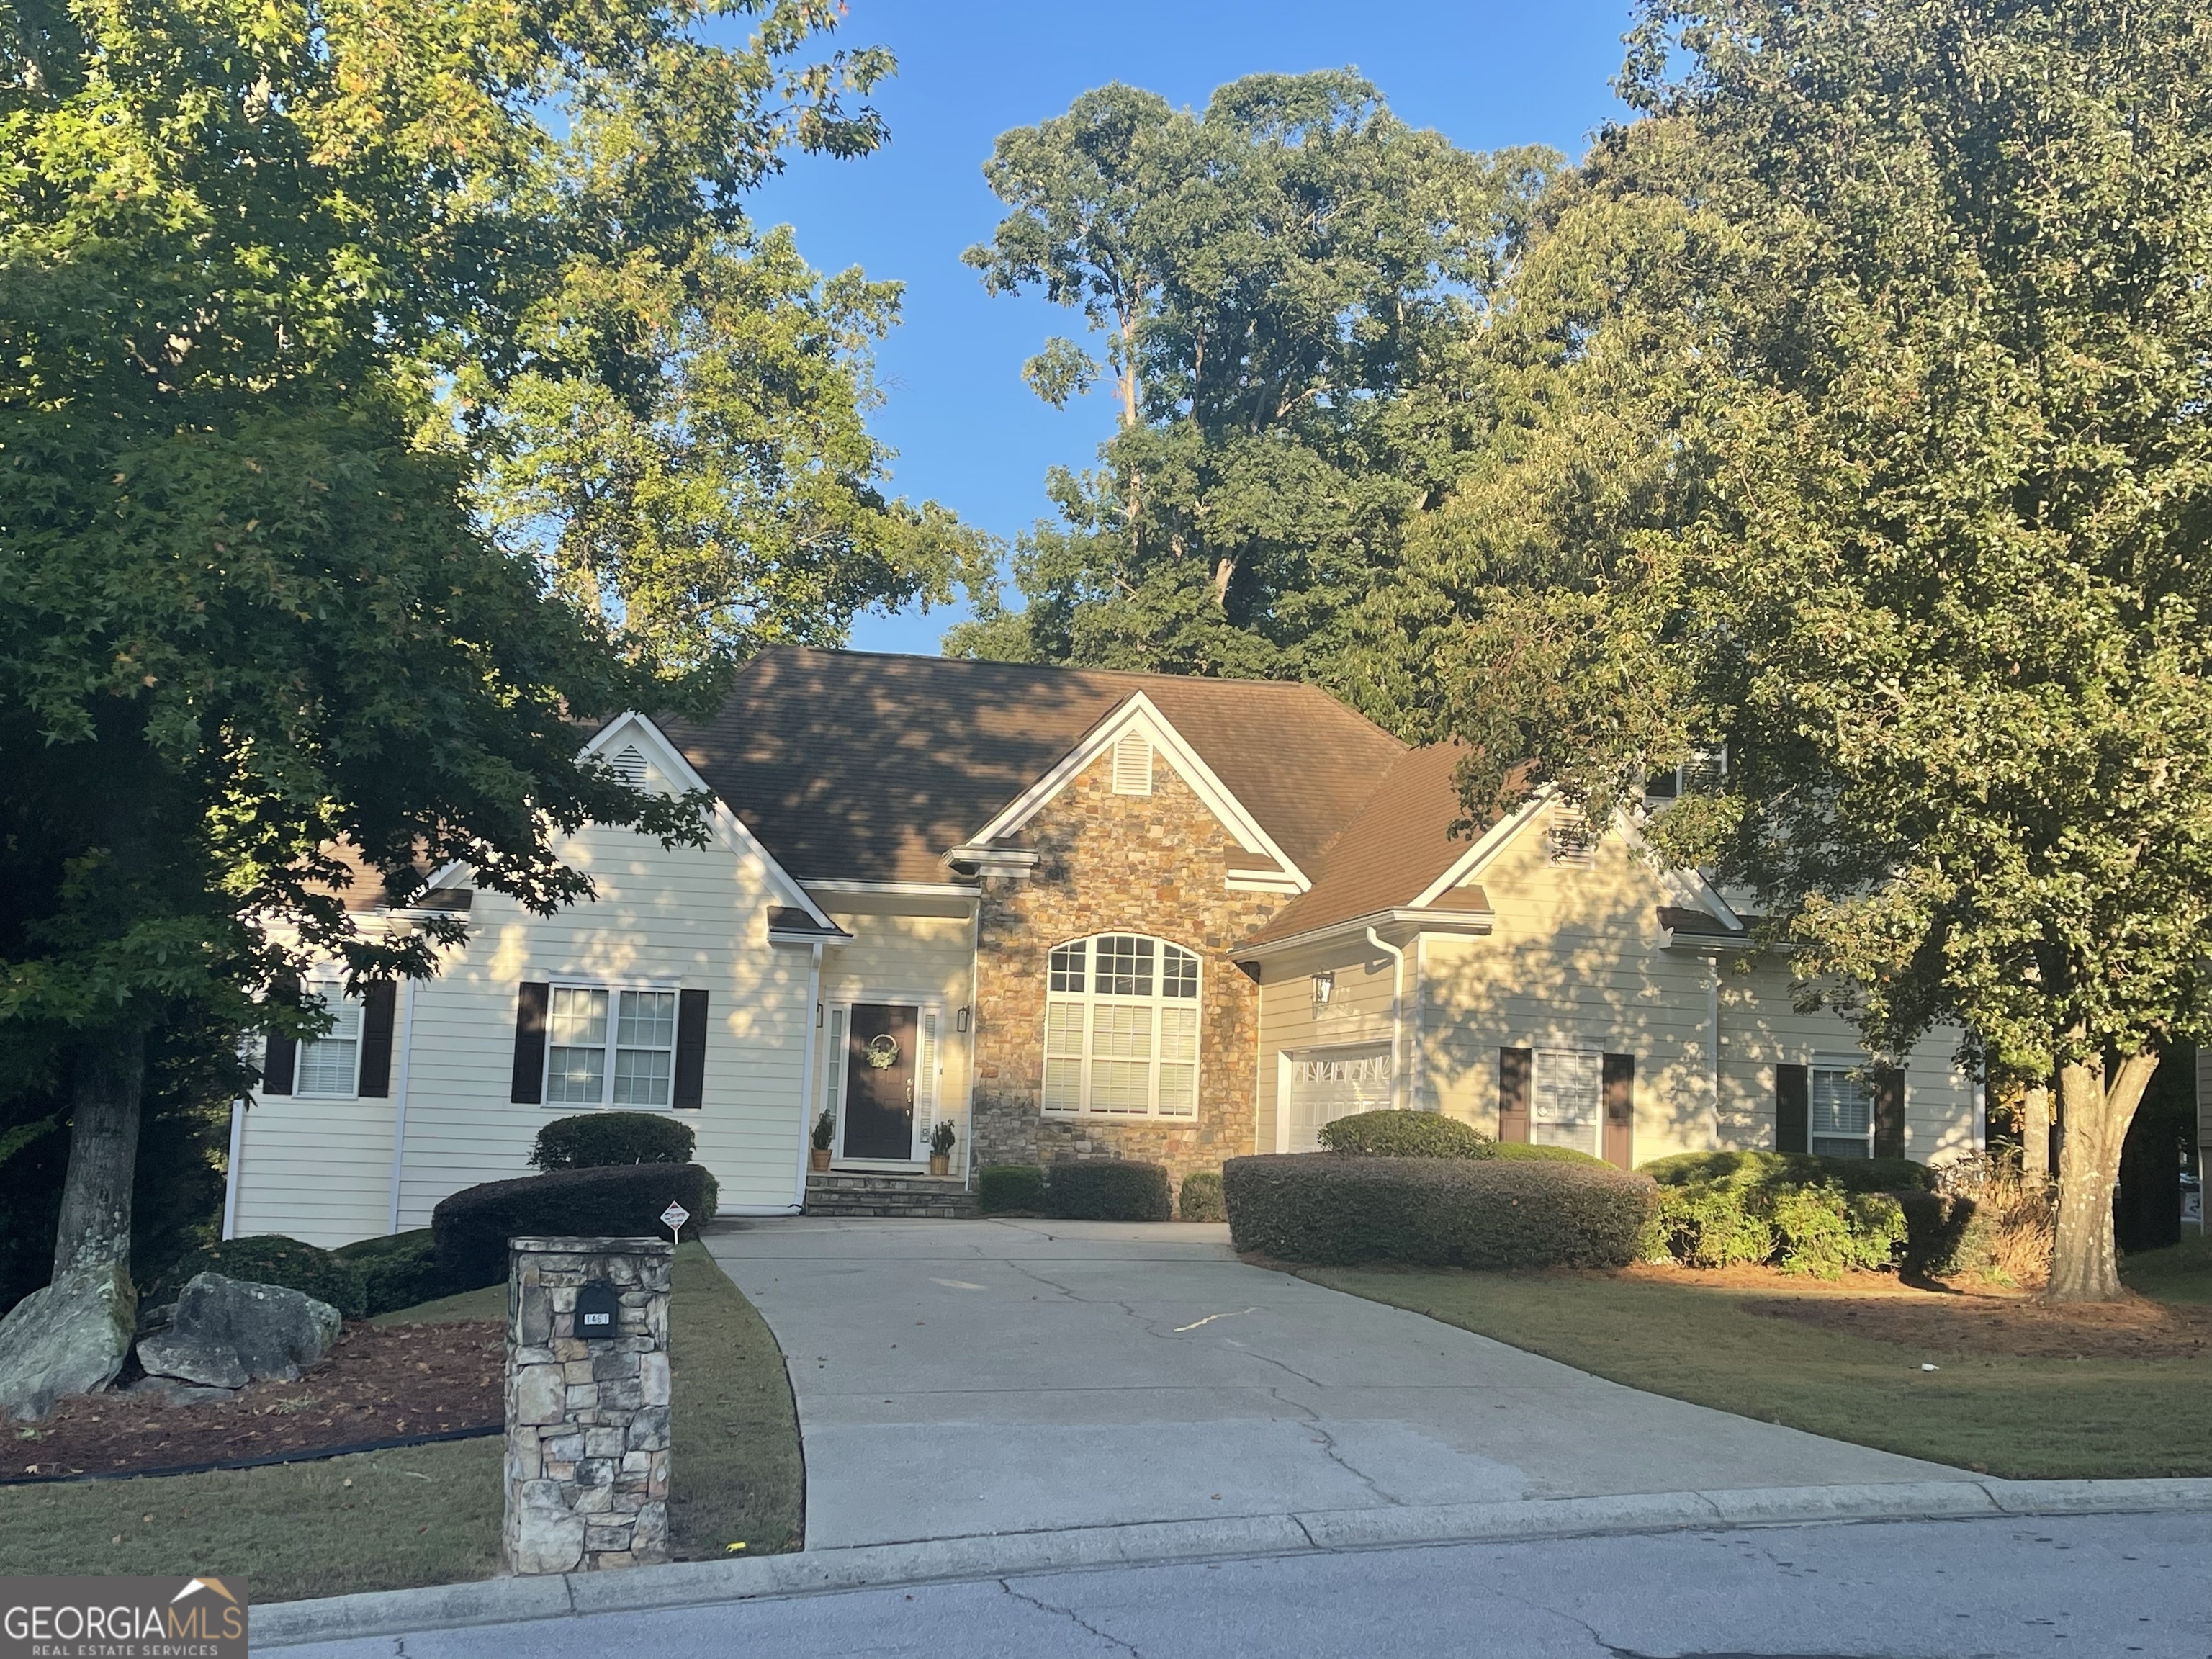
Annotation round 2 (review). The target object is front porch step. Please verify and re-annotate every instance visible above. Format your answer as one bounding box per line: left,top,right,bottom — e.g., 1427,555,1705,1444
804,1172,977,1219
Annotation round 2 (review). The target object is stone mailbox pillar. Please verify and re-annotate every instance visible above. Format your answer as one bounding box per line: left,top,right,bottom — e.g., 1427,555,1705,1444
504,1236,673,1574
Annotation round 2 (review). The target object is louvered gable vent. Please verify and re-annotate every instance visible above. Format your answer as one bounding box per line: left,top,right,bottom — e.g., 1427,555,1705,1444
608,745,649,789
1111,731,1153,796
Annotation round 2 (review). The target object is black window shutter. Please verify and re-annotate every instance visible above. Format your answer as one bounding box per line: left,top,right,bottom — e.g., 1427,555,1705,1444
357,981,398,1098
673,989,709,1110
1497,1047,1532,1143
1775,1064,1809,1154
511,981,550,1105
1602,1053,1635,1170
261,974,300,1095
1872,1067,1907,1159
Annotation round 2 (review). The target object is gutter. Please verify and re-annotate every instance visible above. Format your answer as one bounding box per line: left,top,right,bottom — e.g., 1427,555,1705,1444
1367,925,1408,1114
1236,906,1493,966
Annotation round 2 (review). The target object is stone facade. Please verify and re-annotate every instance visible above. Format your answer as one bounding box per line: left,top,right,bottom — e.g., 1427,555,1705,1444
970,750,1289,1192
503,1236,672,1575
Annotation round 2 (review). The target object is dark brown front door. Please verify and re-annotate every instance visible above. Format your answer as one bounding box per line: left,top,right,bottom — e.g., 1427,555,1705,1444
842,1004,917,1160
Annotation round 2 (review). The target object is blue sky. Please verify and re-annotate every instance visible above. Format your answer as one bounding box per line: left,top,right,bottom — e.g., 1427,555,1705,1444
737,0,1637,657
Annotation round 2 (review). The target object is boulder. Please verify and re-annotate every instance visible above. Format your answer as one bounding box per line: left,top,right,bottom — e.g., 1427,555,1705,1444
0,1264,136,1421
135,1273,341,1390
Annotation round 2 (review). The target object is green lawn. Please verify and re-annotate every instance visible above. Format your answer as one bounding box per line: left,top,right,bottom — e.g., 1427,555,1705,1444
1306,1259,2211,1481
2121,1235,2212,1305
0,1242,801,1601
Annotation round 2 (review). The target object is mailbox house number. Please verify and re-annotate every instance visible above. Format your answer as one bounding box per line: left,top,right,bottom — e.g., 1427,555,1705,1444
575,1280,620,1341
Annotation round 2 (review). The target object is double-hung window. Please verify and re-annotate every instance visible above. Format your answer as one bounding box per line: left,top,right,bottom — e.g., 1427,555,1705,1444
1043,935,1201,1118
295,979,361,1098
546,985,678,1108
1530,1048,1603,1156
1809,1059,1875,1159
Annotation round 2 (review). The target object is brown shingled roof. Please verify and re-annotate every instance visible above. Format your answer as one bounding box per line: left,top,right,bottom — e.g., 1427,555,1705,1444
655,649,1407,886
1243,742,1501,945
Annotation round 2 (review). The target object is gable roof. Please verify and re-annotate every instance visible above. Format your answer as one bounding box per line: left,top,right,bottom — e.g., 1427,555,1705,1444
1244,742,1501,945
654,649,1409,886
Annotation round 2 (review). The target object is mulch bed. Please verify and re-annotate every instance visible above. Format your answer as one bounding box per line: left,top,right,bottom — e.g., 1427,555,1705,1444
10,1320,503,1482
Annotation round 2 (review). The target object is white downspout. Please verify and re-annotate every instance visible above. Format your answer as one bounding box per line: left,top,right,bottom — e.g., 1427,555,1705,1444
1411,934,1426,1112
1367,925,1408,1112
385,977,419,1234
1706,953,1722,1145
221,1100,245,1240
791,940,824,1213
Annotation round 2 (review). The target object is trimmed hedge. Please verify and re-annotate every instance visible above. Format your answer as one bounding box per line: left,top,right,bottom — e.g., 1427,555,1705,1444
1223,1154,1656,1269
978,1164,1047,1215
333,1228,457,1316
530,1111,696,1172
1178,1171,1226,1222
1046,1160,1173,1222
1493,1141,1611,1166
1318,1110,1495,1159
432,1163,719,1290
1643,1176,1910,1279
156,1235,366,1319
1638,1149,1930,1194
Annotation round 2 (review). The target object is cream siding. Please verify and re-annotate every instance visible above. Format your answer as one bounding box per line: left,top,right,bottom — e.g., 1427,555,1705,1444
812,902,978,1163
231,819,817,1248
1254,942,1400,1153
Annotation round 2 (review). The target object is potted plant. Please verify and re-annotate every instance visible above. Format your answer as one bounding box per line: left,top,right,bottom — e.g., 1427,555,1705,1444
927,1120,956,1177
810,1110,835,1172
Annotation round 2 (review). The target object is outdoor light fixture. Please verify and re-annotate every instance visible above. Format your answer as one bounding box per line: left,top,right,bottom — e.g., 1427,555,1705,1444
956,1006,971,1033
1311,971,1334,1004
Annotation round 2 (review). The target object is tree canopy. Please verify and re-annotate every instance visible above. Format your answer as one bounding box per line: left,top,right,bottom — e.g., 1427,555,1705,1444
1419,0,2212,1298
947,72,1556,698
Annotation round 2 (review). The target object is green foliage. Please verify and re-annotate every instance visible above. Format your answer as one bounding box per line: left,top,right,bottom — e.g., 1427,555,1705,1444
977,1165,1046,1215
1177,1171,1226,1223
431,1164,718,1290
929,1119,957,1159
1644,1185,1777,1269
1044,1161,1172,1223
812,1111,837,1152
1318,1110,1496,1159
1640,1151,1931,1195
1223,1154,1657,1268
530,1112,696,1172
1492,1142,1611,1166
1645,1174,1910,1280
157,1236,367,1320
949,73,1559,697
333,1230,458,1318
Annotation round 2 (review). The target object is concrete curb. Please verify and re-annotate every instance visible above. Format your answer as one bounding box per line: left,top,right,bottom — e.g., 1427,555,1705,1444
253,1475,2212,1648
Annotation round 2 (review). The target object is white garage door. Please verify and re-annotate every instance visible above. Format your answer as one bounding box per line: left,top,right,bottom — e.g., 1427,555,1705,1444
1284,1044,1393,1151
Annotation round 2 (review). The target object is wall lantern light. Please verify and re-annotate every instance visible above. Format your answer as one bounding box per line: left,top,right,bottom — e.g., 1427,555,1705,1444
1310,971,1334,1004
956,1006,971,1033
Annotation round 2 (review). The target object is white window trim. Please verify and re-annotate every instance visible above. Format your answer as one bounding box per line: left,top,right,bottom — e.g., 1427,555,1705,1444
295,976,364,1101
822,994,948,1165
1530,1046,1605,1158
1041,935,1203,1121
1809,1053,1879,1159
542,978,684,1112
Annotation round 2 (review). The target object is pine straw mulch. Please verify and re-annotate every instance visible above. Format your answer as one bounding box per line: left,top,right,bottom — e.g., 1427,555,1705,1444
9,1320,503,1483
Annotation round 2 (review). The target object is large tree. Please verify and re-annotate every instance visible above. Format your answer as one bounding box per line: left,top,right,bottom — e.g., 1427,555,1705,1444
0,0,940,1412
1422,0,2212,1300
947,73,1555,697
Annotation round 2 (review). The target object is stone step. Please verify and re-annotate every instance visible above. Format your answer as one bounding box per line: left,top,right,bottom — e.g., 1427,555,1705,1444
804,1172,978,1219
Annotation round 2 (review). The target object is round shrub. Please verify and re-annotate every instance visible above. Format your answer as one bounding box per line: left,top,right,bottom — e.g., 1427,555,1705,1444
1638,1148,1930,1194
530,1111,696,1172
1493,1141,1611,1166
157,1235,366,1319
1179,1171,1226,1222
1644,1175,1909,1278
978,1164,1047,1215
432,1162,719,1289
1318,1110,1495,1159
333,1228,456,1316
1223,1154,1657,1269
1046,1160,1172,1222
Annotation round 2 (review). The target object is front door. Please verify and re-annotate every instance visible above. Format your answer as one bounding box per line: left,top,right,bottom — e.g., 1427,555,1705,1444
842,1003,918,1160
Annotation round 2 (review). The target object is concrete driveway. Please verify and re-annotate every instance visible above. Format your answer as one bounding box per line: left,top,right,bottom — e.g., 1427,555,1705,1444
706,1216,1965,1551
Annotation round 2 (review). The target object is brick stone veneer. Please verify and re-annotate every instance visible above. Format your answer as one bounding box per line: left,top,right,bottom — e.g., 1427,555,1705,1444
503,1236,672,1574
969,748,1289,1190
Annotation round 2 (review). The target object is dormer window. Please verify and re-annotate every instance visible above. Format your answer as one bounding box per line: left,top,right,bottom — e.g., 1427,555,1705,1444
1645,746,1728,801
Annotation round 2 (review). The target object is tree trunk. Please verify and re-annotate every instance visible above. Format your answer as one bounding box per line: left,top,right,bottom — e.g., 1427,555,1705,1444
2020,1081,2051,1182
2046,1051,2157,1302
53,1029,147,1281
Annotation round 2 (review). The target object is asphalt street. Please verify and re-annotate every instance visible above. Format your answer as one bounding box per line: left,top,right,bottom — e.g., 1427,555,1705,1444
280,1510,2210,1658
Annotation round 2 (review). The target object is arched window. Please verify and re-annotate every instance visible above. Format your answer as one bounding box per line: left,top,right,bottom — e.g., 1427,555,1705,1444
1042,934,1201,1119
